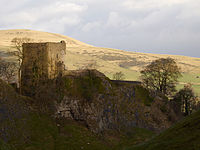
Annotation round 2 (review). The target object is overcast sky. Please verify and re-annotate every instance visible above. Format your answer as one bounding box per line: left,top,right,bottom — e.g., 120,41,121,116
0,0,200,57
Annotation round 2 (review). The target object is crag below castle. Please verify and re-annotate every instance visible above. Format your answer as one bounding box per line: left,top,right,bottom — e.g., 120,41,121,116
0,69,184,150
27,69,181,133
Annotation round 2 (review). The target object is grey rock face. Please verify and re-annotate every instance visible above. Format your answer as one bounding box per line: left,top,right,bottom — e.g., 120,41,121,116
53,70,180,133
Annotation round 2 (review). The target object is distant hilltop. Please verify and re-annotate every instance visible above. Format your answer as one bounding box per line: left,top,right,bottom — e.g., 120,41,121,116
0,29,200,93
0,29,92,48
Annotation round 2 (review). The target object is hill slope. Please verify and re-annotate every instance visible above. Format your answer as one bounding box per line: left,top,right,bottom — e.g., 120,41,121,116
0,78,110,150
0,74,158,150
127,109,200,150
0,29,200,93
0,29,91,47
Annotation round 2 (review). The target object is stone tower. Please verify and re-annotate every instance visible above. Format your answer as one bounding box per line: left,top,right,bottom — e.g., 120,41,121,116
21,41,66,96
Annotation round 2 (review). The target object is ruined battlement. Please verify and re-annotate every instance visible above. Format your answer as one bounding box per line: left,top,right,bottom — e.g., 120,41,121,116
21,41,66,96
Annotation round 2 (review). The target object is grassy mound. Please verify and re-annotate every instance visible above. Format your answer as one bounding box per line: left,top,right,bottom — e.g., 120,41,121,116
127,110,200,150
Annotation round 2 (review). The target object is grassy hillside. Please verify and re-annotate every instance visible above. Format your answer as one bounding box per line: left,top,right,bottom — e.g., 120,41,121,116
127,110,200,150
0,113,111,150
0,78,156,150
0,29,200,94
0,113,155,150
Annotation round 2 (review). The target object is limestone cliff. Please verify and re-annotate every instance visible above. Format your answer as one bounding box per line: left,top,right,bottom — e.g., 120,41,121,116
0,70,182,149
34,69,180,133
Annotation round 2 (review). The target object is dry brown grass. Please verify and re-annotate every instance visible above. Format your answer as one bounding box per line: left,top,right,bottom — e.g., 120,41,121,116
0,29,200,93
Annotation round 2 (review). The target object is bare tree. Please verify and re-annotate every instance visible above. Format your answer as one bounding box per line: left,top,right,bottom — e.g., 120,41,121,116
113,71,125,80
0,58,18,83
10,37,33,91
11,37,32,61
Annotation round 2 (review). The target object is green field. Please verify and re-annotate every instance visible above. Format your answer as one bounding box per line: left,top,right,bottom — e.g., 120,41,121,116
105,71,200,96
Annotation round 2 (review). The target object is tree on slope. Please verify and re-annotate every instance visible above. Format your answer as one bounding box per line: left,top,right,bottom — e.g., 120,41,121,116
140,57,182,96
10,37,33,92
0,58,18,83
174,84,197,116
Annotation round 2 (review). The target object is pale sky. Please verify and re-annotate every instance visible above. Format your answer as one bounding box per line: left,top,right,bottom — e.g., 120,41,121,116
0,0,200,57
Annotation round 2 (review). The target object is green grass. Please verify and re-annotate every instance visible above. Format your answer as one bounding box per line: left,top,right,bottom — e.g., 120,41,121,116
105,70,140,81
0,140,12,150
107,71,200,96
176,73,200,96
0,112,156,150
179,73,200,83
106,71,200,96
0,113,110,150
54,120,110,150
126,110,200,150
109,128,155,150
177,73,200,94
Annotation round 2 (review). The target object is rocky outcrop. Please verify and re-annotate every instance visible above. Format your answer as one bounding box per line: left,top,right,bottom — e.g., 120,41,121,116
0,71,181,149
52,69,180,133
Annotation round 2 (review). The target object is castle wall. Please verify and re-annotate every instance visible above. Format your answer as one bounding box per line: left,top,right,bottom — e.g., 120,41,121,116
21,41,66,96
46,41,66,79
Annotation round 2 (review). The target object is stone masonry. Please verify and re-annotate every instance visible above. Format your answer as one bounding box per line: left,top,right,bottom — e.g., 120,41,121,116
21,41,66,96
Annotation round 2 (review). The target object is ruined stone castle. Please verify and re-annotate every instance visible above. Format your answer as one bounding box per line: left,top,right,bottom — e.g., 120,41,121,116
21,41,66,95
